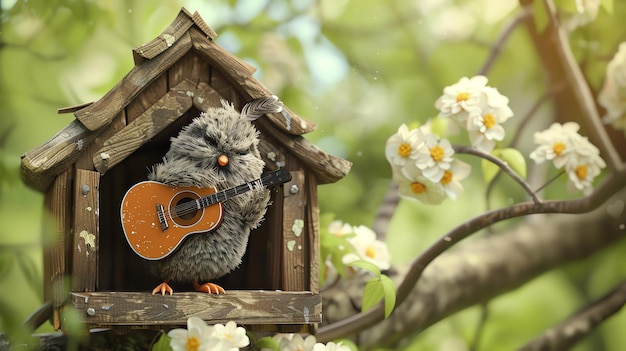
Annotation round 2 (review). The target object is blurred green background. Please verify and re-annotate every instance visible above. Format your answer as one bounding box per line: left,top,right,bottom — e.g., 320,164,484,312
1,0,625,350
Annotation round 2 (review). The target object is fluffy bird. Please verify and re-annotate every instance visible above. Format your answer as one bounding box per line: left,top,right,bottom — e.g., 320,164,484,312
146,96,283,295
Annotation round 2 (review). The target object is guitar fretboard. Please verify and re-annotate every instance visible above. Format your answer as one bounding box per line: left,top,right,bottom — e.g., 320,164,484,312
197,179,264,209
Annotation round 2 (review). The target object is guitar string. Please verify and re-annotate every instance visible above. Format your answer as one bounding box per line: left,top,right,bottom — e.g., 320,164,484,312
159,173,280,218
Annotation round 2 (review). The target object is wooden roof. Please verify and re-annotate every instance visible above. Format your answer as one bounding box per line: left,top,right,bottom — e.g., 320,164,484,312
20,7,351,192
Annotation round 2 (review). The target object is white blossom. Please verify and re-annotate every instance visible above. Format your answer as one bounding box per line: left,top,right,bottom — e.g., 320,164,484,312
529,122,584,168
598,42,626,136
415,134,455,182
385,124,426,168
529,122,605,194
466,102,513,153
327,220,353,237
277,334,318,351
168,317,213,351
342,225,391,271
210,321,249,351
439,160,472,201
396,169,447,205
435,75,489,122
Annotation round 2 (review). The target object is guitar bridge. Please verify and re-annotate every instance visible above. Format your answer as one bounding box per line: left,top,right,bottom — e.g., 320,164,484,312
156,203,168,232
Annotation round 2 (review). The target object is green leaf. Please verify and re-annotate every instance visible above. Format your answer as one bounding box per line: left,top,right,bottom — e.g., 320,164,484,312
361,274,397,318
380,275,397,318
255,336,280,351
481,148,527,184
362,278,385,313
151,332,172,351
481,157,500,184
346,259,381,277
499,148,527,179
533,0,549,33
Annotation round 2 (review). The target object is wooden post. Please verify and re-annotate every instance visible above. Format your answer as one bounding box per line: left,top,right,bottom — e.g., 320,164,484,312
72,169,100,292
43,169,72,329
282,171,306,291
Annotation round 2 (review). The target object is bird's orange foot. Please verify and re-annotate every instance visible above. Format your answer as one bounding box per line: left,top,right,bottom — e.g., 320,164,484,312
152,281,174,295
193,281,225,294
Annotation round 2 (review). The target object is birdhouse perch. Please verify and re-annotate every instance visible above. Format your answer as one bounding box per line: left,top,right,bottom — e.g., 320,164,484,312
20,7,351,334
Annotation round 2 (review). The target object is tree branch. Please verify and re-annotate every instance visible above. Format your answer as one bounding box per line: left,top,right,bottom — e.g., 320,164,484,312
321,188,626,348
317,171,626,342
519,281,626,351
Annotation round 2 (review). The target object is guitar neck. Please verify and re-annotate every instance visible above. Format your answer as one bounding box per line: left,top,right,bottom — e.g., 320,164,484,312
198,178,265,209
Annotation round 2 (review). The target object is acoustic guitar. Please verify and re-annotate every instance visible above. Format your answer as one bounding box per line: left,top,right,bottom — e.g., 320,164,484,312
120,168,292,260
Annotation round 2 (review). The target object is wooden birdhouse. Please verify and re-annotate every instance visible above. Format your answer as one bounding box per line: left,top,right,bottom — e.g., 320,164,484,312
20,7,351,334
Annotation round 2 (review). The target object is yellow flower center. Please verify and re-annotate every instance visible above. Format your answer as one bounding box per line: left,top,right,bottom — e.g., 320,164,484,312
440,170,453,185
483,113,496,129
186,336,200,351
553,142,566,156
430,145,445,162
397,142,412,158
456,92,470,102
365,246,376,259
576,165,588,180
411,181,426,194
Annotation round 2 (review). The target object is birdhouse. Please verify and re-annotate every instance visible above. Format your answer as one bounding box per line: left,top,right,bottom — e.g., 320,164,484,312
20,7,351,334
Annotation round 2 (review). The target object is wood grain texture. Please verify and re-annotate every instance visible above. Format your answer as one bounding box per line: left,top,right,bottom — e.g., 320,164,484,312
93,78,195,174
72,169,100,292
75,32,192,131
126,74,168,124
132,10,194,63
21,120,94,192
256,120,352,185
43,169,72,309
282,171,306,291
192,82,223,112
306,175,320,293
189,28,317,136
71,291,321,327
74,110,127,171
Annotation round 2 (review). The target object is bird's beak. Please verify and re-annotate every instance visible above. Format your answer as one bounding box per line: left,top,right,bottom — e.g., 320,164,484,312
218,154,229,167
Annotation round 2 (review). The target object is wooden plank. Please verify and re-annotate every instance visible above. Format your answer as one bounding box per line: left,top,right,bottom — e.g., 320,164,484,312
57,101,93,114
126,74,168,124
92,78,195,174
75,32,192,132
42,169,72,329
189,28,317,136
75,110,127,171
211,68,242,109
306,174,320,293
71,291,321,326
20,120,95,192
193,81,226,112
71,169,100,292
183,8,217,39
282,171,306,291
132,10,194,63
256,120,352,185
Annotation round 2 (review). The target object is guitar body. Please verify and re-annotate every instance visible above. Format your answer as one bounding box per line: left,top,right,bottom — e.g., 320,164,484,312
121,181,224,260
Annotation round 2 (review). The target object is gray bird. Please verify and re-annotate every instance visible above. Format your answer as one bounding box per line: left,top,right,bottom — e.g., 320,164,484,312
146,96,283,295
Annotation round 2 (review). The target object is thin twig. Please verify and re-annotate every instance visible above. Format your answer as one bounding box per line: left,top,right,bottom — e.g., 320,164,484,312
477,8,532,76
469,303,490,351
453,144,541,204
518,281,626,351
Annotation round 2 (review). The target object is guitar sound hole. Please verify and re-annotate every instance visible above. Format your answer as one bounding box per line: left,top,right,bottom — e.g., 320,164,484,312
175,197,198,221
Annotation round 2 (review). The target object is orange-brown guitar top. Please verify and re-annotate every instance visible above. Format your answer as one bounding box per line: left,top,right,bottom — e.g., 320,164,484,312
120,181,224,260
